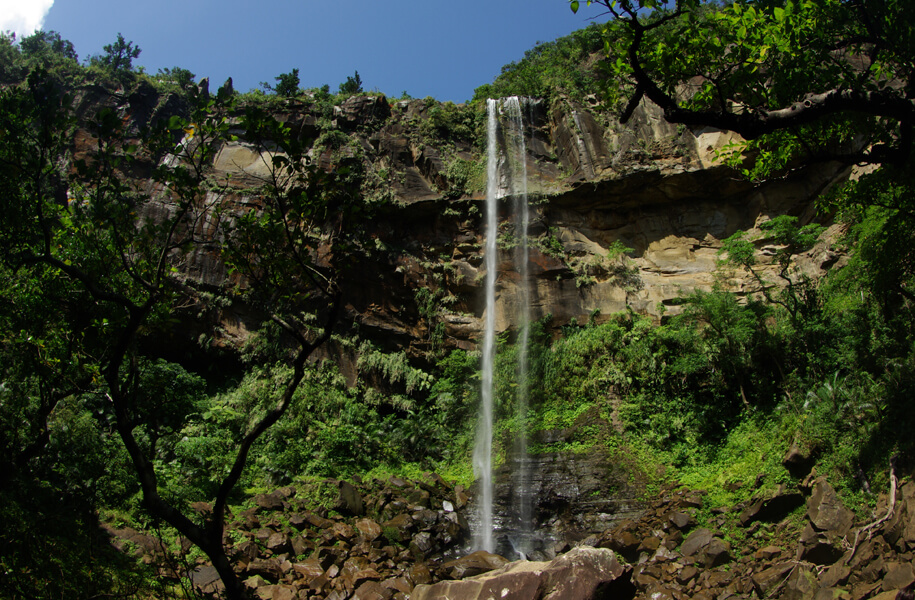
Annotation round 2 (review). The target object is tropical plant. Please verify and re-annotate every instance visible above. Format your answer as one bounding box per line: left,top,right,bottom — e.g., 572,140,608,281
339,70,363,94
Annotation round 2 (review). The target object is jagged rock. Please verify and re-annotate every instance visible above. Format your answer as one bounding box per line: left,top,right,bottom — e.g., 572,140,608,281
681,528,714,557
406,563,432,586
783,439,816,478
265,532,291,554
409,531,434,558
739,485,805,526
189,565,224,594
331,522,356,542
353,580,393,600
701,537,732,568
412,547,628,600
883,562,915,591
752,562,795,596
303,512,335,530
336,480,365,516
668,511,693,530
290,534,314,557
292,558,325,581
255,492,285,511
819,562,851,588
334,95,391,129
355,518,383,541
755,545,784,561
246,557,284,581
808,478,855,537
598,528,641,561
800,538,846,565
381,513,414,543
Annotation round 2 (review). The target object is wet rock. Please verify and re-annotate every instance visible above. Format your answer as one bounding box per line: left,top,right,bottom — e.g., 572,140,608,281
353,580,393,600
409,531,434,559
381,513,413,543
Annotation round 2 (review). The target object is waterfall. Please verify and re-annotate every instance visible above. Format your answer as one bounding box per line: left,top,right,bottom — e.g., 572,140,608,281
473,97,533,555
472,98,500,553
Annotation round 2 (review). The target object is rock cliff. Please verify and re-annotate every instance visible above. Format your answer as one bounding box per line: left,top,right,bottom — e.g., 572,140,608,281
94,85,846,360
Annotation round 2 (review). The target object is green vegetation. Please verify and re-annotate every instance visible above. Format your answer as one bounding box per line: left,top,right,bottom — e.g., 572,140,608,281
472,23,607,102
338,70,363,95
3,6,915,597
89,33,141,83
265,67,300,96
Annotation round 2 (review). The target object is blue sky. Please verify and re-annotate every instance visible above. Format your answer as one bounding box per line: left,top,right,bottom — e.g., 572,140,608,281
7,0,601,103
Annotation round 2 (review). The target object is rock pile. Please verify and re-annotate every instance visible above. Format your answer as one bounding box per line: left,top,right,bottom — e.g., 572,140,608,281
109,472,915,600
187,474,473,599
589,476,915,600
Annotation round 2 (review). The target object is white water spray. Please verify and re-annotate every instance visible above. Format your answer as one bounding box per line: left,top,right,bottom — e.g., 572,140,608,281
472,99,500,553
473,97,533,554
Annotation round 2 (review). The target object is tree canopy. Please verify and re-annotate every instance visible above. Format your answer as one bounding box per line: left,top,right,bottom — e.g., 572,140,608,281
574,0,915,302
575,0,913,169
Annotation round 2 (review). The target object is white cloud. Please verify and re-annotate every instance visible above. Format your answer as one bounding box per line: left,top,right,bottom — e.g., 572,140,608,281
0,0,55,39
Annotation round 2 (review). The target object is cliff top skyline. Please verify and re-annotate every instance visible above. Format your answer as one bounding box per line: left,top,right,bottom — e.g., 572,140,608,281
4,0,593,103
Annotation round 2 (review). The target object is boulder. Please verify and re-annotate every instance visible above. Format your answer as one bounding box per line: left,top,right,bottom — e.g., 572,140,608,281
381,513,414,543
355,518,383,541
439,550,510,579
413,547,628,600
739,485,805,526
680,528,714,557
336,480,365,516
783,439,816,478
254,492,285,511
807,479,854,537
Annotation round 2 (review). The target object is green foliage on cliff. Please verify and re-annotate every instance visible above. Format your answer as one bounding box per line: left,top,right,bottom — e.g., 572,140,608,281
472,23,606,102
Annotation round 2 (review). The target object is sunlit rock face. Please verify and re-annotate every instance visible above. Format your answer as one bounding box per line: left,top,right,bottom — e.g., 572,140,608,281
95,83,848,358
300,94,847,354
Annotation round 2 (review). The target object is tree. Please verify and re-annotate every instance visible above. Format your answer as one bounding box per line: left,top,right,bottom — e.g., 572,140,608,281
91,33,141,80
339,70,363,94
0,65,359,597
19,30,78,62
156,65,196,87
273,67,300,96
573,0,913,168
573,0,915,309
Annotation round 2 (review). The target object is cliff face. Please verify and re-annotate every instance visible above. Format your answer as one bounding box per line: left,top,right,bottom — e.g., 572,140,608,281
85,82,847,360
246,92,846,358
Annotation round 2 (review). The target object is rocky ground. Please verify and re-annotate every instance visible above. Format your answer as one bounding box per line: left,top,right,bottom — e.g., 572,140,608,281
105,465,915,600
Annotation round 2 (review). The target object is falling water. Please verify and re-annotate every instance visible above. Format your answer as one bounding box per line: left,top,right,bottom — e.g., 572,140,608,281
472,98,500,553
473,97,533,555
504,97,533,557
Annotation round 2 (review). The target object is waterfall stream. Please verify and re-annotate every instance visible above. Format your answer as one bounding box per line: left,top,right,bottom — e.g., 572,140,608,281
471,99,500,553
473,97,532,555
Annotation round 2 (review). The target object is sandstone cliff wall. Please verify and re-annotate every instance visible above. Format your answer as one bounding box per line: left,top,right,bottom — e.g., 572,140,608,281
79,82,848,361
